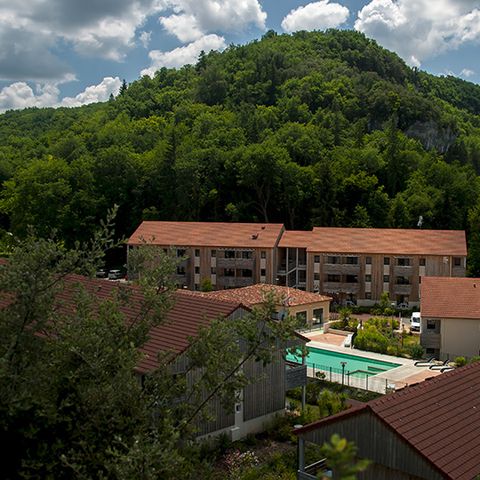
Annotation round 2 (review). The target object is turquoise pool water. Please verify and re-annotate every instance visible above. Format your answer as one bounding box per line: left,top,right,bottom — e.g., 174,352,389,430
286,347,401,378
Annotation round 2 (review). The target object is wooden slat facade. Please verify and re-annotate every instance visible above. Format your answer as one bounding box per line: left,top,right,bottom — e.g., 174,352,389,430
301,410,445,480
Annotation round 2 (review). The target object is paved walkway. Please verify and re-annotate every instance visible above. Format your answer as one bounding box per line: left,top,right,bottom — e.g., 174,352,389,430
303,331,443,393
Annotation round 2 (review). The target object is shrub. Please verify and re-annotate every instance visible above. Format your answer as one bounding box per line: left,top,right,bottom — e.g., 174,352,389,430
455,356,467,367
469,356,480,364
354,326,389,354
407,343,424,359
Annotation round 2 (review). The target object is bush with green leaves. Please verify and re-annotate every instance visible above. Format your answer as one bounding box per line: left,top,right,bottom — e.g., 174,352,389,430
354,325,390,354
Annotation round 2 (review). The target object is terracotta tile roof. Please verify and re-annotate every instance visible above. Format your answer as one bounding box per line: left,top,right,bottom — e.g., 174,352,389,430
128,221,285,249
309,227,466,256
296,362,480,480
278,230,314,248
421,276,480,320
0,271,243,374
193,284,331,307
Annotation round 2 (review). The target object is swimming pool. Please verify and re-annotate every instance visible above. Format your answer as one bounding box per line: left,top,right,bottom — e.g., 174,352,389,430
286,347,401,378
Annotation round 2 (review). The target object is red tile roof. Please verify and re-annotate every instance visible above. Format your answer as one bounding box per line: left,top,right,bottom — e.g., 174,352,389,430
128,221,285,249
192,284,331,307
278,230,314,248
1,272,243,374
310,227,466,256
296,362,480,480
421,276,480,320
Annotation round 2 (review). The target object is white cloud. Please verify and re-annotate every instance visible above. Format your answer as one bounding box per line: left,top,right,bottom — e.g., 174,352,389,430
60,77,122,107
0,0,168,80
0,82,59,112
355,0,480,67
141,34,226,76
0,77,122,113
460,68,475,78
160,13,203,42
159,0,266,41
139,30,152,48
281,1,349,33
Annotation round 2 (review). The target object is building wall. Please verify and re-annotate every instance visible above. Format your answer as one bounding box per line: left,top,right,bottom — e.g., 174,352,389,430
441,318,480,359
301,410,444,480
287,301,330,326
300,252,466,307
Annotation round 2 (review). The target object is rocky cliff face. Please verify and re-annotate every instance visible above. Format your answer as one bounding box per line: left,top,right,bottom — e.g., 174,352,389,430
406,120,458,153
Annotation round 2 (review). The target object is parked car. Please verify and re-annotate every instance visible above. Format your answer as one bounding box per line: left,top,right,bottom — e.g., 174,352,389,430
398,302,409,309
108,269,125,280
411,312,421,332
345,300,357,307
95,269,108,278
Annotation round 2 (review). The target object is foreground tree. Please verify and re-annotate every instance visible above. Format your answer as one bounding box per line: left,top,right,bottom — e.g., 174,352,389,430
0,212,299,478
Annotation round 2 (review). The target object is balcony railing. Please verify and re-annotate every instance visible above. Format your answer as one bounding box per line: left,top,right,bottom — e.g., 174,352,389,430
322,264,361,274
323,282,360,294
216,277,254,288
216,258,255,269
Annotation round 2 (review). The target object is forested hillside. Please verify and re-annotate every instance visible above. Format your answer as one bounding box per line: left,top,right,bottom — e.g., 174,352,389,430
1,29,480,272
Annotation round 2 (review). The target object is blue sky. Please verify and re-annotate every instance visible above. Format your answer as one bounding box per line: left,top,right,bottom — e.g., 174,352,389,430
0,0,479,112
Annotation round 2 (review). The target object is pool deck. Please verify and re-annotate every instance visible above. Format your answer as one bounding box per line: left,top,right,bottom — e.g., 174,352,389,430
304,331,442,393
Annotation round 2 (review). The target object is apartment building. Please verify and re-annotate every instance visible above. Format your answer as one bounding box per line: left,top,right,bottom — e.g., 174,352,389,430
128,222,466,306
278,227,466,307
128,221,284,290
421,276,480,360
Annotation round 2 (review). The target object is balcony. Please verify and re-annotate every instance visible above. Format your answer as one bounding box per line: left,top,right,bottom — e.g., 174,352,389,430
217,258,255,269
420,331,441,349
393,284,412,295
323,282,360,294
323,264,360,275
393,265,413,276
216,277,254,288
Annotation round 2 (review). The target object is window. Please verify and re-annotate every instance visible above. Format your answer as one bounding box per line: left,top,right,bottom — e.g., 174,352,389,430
242,251,253,259
346,256,358,265
454,257,462,267
314,273,320,281
345,274,358,283
260,268,266,277
365,292,372,300
397,258,411,266
419,258,426,266
224,268,235,277
261,251,266,259
365,274,372,283
427,319,437,330
384,257,390,265
313,308,323,324
211,267,216,274
241,269,253,277
225,250,235,259
365,256,372,265
327,256,341,264
396,276,410,285
177,249,186,257
327,274,341,283
195,249,200,257
426,348,435,355
298,270,306,282
314,255,320,263
194,266,200,274
383,275,390,283
194,284,200,291
176,266,186,275
211,249,216,257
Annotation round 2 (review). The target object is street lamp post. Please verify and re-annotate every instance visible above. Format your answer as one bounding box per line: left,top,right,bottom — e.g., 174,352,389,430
341,361,347,386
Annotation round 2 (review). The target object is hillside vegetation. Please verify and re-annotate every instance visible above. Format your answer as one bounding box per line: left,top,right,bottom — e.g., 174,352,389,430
1,30,480,271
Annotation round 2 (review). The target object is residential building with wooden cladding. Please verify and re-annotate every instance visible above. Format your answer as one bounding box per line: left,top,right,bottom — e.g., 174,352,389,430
186,283,332,328
295,362,480,480
128,221,284,290
278,227,466,307
128,222,467,307
3,271,306,441
421,276,480,360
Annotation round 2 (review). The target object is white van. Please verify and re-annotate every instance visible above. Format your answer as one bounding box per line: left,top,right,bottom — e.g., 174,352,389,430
411,312,421,332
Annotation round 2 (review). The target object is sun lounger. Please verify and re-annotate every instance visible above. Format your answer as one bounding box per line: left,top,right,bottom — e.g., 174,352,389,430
429,358,450,370
439,366,455,373
414,356,436,367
